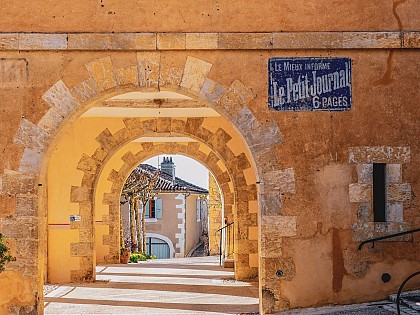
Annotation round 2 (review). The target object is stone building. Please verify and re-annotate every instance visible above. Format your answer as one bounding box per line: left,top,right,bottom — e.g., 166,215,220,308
0,1,419,314
119,159,208,260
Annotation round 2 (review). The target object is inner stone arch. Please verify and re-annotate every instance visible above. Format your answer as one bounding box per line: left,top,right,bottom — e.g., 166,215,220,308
96,142,235,265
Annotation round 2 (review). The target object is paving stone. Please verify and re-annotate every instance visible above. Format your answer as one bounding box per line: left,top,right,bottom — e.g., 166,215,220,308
180,56,212,95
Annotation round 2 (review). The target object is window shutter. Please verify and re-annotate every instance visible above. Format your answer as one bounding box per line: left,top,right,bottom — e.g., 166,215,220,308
196,198,201,222
145,201,150,218
155,198,163,219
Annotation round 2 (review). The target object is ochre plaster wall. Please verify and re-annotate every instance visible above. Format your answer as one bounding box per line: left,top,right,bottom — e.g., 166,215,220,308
0,0,418,32
0,26,418,315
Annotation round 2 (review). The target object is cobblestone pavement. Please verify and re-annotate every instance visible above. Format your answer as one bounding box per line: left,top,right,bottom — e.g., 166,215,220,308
44,256,259,314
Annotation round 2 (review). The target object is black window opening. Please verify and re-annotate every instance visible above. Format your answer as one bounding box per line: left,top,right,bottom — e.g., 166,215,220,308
373,163,386,222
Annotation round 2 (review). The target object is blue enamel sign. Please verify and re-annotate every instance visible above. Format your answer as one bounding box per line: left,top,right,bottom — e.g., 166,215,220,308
268,58,352,111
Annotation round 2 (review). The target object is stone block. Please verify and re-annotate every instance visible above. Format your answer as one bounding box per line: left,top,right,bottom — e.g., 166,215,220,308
37,107,64,134
386,203,403,222
349,183,372,202
357,203,372,222
273,32,400,49
70,242,93,256
200,78,225,104
237,240,258,254
262,168,296,193
77,154,101,174
137,52,160,89
95,128,118,151
43,80,79,116
386,164,401,183
261,233,282,258
159,66,183,87
157,33,186,50
261,257,295,282
349,146,410,164
403,32,420,48
248,200,258,214
71,77,99,104
13,119,51,153
387,183,411,202
180,56,212,95
356,163,372,184
352,222,412,241
219,80,256,117
0,194,16,217
70,186,92,203
86,56,117,92
102,193,118,206
19,33,67,50
232,107,259,136
0,33,19,49
219,33,272,49
19,148,42,174
260,191,282,216
15,194,37,217
68,33,156,50
186,33,218,49
116,66,139,86
2,170,36,195
248,226,258,241
247,120,284,154
261,215,297,237
249,253,259,268
156,117,172,133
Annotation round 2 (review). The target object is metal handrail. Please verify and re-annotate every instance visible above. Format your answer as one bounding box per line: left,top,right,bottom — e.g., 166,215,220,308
396,271,420,315
216,222,234,266
358,227,420,250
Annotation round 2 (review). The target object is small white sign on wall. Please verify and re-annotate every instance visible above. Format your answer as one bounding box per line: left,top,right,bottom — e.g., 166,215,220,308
70,215,81,222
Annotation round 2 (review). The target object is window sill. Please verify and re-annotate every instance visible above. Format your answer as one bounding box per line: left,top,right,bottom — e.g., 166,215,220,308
352,222,412,242
145,218,158,223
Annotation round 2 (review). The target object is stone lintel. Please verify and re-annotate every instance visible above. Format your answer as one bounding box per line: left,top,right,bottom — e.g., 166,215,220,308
348,146,410,164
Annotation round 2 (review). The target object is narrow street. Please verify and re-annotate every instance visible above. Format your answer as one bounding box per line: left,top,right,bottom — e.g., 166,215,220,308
44,256,259,314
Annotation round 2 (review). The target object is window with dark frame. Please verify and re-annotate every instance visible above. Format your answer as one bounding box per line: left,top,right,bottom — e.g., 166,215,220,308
373,163,386,222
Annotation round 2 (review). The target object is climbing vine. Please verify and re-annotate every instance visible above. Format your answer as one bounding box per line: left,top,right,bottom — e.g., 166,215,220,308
0,233,15,272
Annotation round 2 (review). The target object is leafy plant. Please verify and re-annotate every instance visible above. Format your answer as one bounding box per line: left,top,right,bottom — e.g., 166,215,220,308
129,252,157,263
0,233,16,272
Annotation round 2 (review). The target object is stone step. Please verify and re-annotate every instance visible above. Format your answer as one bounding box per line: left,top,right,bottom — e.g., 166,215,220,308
223,258,234,268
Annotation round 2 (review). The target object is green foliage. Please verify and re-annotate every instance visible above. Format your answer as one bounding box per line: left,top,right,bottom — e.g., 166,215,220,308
129,252,157,263
0,233,16,272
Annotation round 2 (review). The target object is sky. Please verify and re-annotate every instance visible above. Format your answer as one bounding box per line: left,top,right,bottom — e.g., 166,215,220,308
143,154,209,190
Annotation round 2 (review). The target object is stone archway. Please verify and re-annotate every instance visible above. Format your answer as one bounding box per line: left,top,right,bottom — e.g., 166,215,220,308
4,54,298,313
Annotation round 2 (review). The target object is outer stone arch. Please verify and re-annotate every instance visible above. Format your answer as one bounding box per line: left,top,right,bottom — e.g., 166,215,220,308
5,53,298,314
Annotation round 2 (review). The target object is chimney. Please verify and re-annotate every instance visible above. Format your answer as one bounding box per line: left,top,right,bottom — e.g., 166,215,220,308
160,156,175,180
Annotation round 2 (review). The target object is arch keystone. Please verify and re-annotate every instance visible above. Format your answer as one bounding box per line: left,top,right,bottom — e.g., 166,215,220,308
137,52,160,90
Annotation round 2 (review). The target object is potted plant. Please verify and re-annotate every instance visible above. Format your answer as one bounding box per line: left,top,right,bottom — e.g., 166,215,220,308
120,247,130,264
0,233,15,272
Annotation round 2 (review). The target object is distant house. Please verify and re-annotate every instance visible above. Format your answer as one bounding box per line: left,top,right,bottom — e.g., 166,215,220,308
121,157,208,259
